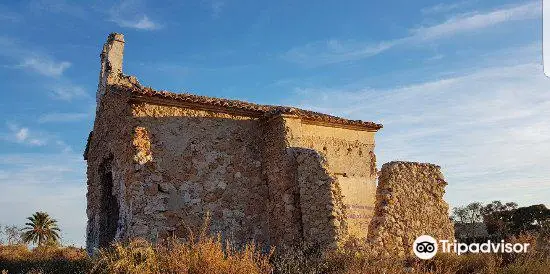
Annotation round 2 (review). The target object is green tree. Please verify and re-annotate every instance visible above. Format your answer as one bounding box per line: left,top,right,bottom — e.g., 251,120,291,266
451,202,484,239
452,202,483,223
510,204,550,235
21,212,61,247
481,201,517,238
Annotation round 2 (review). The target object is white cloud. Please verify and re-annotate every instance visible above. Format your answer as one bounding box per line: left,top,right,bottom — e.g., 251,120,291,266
282,39,401,66
412,2,539,40
421,1,472,15
15,128,29,142
38,112,90,123
0,37,73,78
287,58,550,207
109,1,162,30
113,15,161,30
5,124,46,146
282,2,540,66
55,140,73,153
50,85,88,101
0,37,88,100
3,123,74,150
18,56,71,77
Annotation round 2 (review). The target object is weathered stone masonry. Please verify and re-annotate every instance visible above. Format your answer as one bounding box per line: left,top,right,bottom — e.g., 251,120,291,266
85,33,454,256
367,162,455,257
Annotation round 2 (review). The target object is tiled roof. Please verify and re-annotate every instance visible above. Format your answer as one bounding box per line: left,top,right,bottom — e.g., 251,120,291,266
117,84,383,131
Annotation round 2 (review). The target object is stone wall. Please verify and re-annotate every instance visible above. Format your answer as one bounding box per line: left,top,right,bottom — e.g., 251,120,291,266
86,34,144,253
128,102,270,245
86,83,138,253
260,116,303,246
294,122,378,240
367,161,455,258
294,148,347,248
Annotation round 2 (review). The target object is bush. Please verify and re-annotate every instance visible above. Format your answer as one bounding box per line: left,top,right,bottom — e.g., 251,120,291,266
270,243,329,274
0,244,90,274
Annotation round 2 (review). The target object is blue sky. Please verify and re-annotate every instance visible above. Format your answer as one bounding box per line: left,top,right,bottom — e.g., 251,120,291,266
0,0,548,247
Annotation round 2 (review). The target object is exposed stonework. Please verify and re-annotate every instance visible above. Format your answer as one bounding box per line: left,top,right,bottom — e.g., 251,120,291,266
294,148,347,248
85,33,453,256
367,161,455,258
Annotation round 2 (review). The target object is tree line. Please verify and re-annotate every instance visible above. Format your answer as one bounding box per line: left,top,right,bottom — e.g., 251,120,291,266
2,204,550,248
451,200,550,242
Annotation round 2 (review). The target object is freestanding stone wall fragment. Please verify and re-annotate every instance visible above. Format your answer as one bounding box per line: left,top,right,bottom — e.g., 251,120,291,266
367,161,455,258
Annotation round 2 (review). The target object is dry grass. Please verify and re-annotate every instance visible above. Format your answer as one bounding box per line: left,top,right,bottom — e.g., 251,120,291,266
269,233,550,274
91,216,272,274
0,244,90,274
90,236,272,274
1,232,549,274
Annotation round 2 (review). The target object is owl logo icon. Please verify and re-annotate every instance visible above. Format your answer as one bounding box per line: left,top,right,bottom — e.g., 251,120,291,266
413,235,438,259
415,241,435,253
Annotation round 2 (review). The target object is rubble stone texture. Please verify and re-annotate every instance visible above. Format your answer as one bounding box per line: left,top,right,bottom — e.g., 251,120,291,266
367,161,455,258
85,33,453,255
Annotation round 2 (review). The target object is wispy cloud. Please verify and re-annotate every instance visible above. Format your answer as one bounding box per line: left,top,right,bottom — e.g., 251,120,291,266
282,39,401,66
49,85,88,101
38,112,90,123
4,124,46,146
18,56,71,77
109,0,162,30
0,37,73,78
15,128,29,142
287,47,550,206
282,2,540,66
421,1,472,15
411,2,539,40
2,123,75,152
112,15,161,30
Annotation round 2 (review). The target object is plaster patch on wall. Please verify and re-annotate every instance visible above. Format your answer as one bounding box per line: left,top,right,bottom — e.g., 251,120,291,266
133,127,152,165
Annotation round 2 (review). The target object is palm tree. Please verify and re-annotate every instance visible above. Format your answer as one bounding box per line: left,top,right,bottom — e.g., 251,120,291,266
21,212,61,246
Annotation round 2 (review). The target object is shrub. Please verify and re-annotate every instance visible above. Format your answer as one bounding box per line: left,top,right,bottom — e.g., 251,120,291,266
91,236,272,274
270,243,329,274
0,244,90,274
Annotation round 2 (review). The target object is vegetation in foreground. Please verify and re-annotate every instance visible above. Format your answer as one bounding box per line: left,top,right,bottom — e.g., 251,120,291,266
0,202,548,273
0,234,549,274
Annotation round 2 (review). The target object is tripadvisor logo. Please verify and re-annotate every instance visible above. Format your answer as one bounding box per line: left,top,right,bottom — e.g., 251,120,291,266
413,235,438,259
412,235,530,260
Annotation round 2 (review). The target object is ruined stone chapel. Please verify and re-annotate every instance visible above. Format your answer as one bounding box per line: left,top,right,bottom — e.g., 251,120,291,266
85,33,454,257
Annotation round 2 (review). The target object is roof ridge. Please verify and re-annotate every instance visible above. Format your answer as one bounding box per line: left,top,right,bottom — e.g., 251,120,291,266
111,82,383,131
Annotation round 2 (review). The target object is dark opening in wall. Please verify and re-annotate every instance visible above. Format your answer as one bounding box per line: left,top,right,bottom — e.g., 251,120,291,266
98,156,119,248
